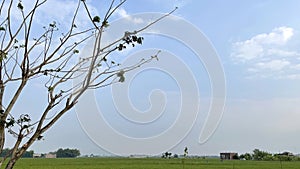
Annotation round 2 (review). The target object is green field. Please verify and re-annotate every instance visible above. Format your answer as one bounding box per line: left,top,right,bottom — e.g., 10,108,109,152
7,158,300,169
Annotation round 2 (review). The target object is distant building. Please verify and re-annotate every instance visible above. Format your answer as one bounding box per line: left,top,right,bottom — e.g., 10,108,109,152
45,153,56,158
220,152,238,160
33,153,42,158
129,154,148,158
278,152,294,156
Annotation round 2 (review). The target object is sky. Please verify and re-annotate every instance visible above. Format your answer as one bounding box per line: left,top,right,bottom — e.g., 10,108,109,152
5,0,300,156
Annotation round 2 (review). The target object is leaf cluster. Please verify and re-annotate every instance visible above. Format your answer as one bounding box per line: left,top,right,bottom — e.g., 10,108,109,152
5,114,34,138
118,35,144,51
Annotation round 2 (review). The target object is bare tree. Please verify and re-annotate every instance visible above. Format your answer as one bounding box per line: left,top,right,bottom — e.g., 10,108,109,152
0,0,176,168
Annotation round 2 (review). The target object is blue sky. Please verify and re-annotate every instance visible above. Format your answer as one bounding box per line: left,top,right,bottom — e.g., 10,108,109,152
6,0,300,156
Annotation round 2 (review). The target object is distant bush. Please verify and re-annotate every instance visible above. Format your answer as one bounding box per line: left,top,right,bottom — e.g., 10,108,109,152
0,148,34,158
56,148,80,158
240,149,299,161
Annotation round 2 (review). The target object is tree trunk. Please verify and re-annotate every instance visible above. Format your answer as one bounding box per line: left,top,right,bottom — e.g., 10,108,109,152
0,80,5,154
5,158,17,169
5,148,25,169
0,125,5,152
0,124,5,168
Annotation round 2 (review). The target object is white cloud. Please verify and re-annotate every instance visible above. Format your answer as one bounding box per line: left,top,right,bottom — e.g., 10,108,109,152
292,64,300,70
232,40,264,61
231,26,300,79
116,8,129,18
231,26,294,62
253,27,293,45
286,74,300,80
115,8,144,24
266,49,300,57
255,59,290,71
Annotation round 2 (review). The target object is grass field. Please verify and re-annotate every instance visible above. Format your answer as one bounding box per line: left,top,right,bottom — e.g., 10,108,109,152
8,157,300,169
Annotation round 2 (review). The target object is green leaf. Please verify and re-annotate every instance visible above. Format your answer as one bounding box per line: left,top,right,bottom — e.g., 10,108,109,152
102,20,109,27
137,37,143,44
0,50,7,62
0,27,5,31
24,114,31,122
92,16,101,23
48,86,54,92
132,36,137,42
117,70,125,82
37,135,44,140
118,44,123,51
6,118,15,128
49,22,56,28
73,49,79,54
119,76,125,82
17,2,23,10
117,70,124,77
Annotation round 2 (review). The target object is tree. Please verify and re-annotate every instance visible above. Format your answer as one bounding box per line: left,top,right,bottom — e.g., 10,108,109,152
162,152,172,159
0,148,10,158
0,0,176,168
232,153,239,160
56,148,80,158
252,149,271,161
21,150,34,158
184,147,188,157
240,153,252,160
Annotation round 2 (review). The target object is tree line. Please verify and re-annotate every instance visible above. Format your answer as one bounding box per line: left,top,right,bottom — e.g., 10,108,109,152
0,148,80,158
0,149,33,158
161,147,188,159
239,149,300,161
